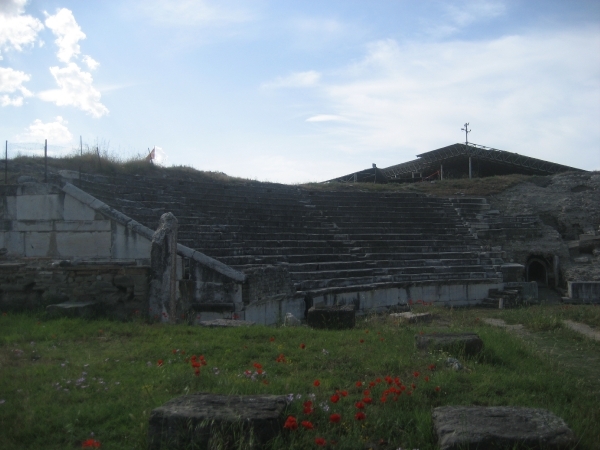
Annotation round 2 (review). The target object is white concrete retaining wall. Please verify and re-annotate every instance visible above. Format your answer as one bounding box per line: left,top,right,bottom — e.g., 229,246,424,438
0,182,151,262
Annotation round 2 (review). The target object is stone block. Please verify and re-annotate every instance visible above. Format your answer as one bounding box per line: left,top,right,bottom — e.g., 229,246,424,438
46,301,102,318
56,231,111,258
16,194,63,220
390,311,432,323
148,393,287,449
307,304,355,330
198,319,255,327
415,332,483,356
432,406,577,450
62,194,96,220
568,282,600,303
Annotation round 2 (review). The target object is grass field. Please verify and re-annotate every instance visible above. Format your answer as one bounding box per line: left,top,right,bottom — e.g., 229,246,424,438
1,305,599,449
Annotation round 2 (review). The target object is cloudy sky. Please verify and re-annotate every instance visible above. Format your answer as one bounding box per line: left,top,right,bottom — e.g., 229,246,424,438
1,0,599,182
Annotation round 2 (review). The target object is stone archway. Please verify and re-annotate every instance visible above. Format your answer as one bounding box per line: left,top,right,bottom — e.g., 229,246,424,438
527,258,548,284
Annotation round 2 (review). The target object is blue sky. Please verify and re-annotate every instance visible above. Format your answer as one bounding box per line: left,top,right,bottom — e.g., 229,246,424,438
1,0,599,183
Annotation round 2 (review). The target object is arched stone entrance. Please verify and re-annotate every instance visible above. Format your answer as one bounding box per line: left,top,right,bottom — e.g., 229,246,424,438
527,258,548,284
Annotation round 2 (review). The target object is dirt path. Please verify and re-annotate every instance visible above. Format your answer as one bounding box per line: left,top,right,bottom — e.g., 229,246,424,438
481,318,600,392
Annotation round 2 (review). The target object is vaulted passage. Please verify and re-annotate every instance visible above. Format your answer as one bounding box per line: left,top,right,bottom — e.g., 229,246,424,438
527,260,547,283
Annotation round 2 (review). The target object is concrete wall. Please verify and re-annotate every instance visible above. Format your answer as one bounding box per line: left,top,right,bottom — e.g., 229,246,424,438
0,183,151,262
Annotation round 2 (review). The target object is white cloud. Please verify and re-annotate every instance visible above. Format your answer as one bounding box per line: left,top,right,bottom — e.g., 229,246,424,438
306,114,347,123
44,8,85,63
82,55,99,70
16,116,73,144
0,66,32,106
137,0,254,27
0,0,44,57
444,0,506,27
38,63,108,117
296,28,600,169
262,70,321,89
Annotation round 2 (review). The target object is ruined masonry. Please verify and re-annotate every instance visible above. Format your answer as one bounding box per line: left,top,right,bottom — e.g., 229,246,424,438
0,168,597,324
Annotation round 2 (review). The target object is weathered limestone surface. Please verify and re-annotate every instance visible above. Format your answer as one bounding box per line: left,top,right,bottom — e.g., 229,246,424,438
149,213,179,323
148,393,287,449
46,301,101,318
307,304,355,329
198,319,255,327
390,311,432,323
415,332,483,356
432,406,577,450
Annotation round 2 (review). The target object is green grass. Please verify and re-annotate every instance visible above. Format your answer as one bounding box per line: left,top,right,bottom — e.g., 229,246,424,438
1,307,599,449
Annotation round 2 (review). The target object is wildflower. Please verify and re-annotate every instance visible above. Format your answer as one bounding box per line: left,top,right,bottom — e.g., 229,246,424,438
194,369,200,376
276,353,286,363
329,413,341,423
303,401,314,414
330,394,340,403
300,343,306,349
322,349,329,355
435,386,441,392
283,416,298,430
157,360,163,367
269,336,275,342
192,361,201,368
315,437,327,446
411,383,416,390
413,371,420,378
355,401,365,409
81,438,101,448
355,381,362,387
253,362,262,370
355,412,366,421
424,376,430,382
313,380,320,387
363,397,373,404
375,377,381,383
380,338,385,342
340,390,348,397
428,364,436,370
365,330,369,333
369,381,376,387
359,339,364,343
380,395,387,403
172,349,177,354
363,390,370,396
301,420,314,430
319,402,330,412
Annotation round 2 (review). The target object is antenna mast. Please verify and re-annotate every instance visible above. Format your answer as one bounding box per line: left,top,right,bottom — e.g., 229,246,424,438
461,122,471,146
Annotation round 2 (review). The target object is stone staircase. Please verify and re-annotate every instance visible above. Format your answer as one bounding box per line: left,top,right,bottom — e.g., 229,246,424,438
67,172,502,302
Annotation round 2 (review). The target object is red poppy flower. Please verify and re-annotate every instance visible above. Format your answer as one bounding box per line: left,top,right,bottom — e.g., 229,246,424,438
172,349,177,354
329,413,341,423
192,361,201,368
269,336,275,342
301,420,314,430
365,330,369,333
380,395,387,403
276,354,286,363
191,355,197,362
330,394,340,403
424,376,430,382
359,339,364,343
394,377,401,386
315,437,327,446
363,397,372,404
303,400,313,408
340,390,348,397
413,371,420,378
375,377,381,383
428,364,436,370
369,381,376,387
384,376,393,385
355,381,362,387
313,380,320,387
435,386,441,392
194,368,200,376
300,343,306,349
82,439,101,448
284,416,298,430
253,362,262,369
380,338,385,342
355,401,365,409
157,360,163,367
355,412,366,421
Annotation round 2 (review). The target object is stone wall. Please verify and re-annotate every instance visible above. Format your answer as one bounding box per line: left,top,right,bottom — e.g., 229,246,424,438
0,182,151,262
0,260,150,318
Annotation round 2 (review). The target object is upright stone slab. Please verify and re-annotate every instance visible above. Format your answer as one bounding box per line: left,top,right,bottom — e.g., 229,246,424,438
415,332,483,356
148,212,178,323
148,393,287,449
432,406,577,450
307,304,355,330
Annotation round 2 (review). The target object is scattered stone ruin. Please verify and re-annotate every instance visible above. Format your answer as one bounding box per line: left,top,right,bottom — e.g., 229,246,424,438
0,164,598,323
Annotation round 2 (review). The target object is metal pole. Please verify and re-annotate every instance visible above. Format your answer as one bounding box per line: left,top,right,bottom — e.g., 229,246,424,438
5,141,7,185
44,139,47,183
469,157,472,179
79,135,82,184
440,164,443,181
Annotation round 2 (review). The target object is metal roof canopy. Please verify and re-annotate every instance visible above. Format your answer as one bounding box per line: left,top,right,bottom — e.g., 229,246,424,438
381,142,585,180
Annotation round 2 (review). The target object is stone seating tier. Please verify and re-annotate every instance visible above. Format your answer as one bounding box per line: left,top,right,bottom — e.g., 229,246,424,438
69,173,498,296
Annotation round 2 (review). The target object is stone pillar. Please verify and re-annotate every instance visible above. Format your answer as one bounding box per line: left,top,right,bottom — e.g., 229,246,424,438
149,212,178,323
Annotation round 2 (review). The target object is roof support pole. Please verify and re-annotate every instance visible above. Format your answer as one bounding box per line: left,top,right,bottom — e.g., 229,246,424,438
469,157,472,179
440,164,443,180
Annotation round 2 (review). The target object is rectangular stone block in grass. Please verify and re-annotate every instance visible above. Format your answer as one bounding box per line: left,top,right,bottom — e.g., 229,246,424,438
415,332,483,356
307,304,355,329
148,393,288,449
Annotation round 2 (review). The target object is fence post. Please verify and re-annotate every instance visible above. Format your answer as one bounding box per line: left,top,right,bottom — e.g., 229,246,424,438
44,139,48,183
4,141,7,185
79,136,82,185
